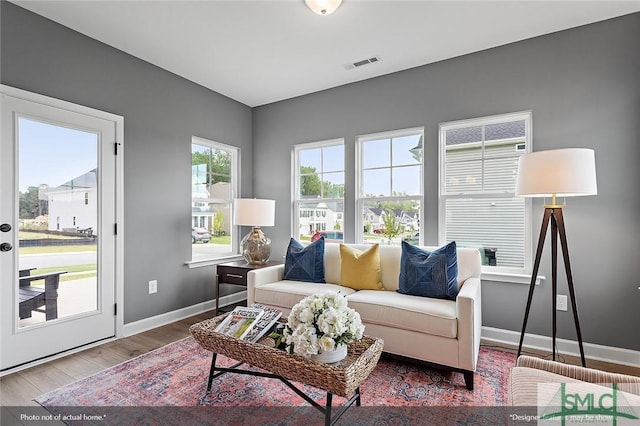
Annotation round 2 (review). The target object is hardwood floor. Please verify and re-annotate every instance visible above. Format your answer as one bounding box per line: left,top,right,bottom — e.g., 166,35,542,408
481,339,640,377
1,312,638,408
1,311,214,407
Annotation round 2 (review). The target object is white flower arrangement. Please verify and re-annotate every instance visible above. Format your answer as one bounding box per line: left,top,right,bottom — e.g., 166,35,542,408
283,291,365,357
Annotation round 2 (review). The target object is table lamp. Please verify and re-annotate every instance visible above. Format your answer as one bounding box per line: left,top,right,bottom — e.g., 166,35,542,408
233,198,275,265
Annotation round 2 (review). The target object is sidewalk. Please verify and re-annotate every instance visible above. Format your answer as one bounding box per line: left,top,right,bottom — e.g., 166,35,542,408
19,277,97,328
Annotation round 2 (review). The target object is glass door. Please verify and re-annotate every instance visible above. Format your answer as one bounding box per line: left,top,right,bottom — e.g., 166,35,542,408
1,86,121,371
17,117,99,327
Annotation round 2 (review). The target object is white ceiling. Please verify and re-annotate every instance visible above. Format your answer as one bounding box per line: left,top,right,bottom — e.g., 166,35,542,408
11,1,640,107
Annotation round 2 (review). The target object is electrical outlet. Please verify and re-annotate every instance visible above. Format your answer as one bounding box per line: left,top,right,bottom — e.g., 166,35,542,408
556,295,567,311
149,280,158,294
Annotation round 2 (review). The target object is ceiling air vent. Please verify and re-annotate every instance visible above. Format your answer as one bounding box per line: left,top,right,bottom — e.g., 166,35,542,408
343,56,382,70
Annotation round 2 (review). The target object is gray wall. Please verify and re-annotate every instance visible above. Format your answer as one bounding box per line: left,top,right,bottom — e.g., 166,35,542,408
1,2,253,323
253,13,640,351
3,2,638,352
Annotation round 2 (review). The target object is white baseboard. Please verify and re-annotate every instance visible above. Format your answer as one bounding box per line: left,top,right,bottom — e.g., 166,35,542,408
123,291,247,337
482,326,640,368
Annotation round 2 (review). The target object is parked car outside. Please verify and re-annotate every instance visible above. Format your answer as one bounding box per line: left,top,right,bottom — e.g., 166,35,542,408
192,227,211,244
311,230,344,243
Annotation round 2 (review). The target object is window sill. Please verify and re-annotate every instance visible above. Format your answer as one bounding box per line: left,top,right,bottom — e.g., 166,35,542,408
480,270,545,285
185,255,244,269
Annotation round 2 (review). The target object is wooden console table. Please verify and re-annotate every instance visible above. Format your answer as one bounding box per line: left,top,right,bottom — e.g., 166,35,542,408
215,260,281,315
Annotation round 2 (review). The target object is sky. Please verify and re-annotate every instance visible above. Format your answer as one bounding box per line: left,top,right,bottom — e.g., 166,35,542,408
18,117,98,192
299,133,422,197
17,117,421,197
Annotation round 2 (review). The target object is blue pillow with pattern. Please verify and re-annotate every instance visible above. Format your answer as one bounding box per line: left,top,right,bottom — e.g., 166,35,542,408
397,241,459,300
283,237,325,283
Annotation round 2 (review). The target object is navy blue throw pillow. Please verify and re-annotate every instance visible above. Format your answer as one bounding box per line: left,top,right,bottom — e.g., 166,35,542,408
397,241,459,300
283,237,325,283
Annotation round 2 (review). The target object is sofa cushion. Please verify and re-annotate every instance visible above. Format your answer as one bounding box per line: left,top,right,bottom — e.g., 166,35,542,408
397,241,459,300
347,290,458,339
283,237,325,283
339,244,383,290
254,281,356,310
322,243,420,291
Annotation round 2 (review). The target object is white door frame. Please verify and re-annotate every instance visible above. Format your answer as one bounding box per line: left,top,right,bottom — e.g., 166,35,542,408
0,85,124,373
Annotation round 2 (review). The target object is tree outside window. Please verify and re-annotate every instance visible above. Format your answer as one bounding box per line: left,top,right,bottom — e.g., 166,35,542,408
357,128,423,245
191,137,238,261
293,140,344,240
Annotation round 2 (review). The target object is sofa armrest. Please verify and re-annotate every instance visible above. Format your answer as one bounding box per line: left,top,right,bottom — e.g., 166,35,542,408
246,264,285,306
456,276,482,372
516,355,640,395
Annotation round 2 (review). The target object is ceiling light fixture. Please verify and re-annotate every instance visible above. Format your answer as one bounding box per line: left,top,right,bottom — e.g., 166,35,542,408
305,0,342,16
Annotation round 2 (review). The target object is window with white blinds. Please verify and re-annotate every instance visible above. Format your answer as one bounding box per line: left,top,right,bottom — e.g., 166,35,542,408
439,112,532,272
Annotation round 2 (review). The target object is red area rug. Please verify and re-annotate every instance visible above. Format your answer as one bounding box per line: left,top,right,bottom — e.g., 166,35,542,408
36,337,516,425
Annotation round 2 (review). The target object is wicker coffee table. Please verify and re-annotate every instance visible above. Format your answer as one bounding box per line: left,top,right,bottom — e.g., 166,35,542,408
190,314,384,426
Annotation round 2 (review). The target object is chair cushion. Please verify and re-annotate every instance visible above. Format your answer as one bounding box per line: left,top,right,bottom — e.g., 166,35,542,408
339,243,383,290
509,366,640,407
283,237,325,283
397,241,459,300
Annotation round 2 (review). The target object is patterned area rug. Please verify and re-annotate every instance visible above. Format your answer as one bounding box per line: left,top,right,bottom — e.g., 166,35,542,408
36,337,516,425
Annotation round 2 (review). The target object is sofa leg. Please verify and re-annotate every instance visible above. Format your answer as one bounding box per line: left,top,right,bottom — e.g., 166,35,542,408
463,371,474,391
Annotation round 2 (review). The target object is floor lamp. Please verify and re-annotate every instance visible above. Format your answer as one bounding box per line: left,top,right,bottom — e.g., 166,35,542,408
515,148,597,367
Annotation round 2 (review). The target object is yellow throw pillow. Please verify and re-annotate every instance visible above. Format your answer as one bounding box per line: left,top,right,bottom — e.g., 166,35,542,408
339,244,383,290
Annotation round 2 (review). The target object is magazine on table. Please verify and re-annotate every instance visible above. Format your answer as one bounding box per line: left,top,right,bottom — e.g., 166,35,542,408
243,303,283,343
214,306,264,340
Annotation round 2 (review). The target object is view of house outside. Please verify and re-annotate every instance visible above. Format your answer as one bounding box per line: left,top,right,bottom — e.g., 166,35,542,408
441,115,530,268
191,117,528,266
17,117,99,327
191,140,237,261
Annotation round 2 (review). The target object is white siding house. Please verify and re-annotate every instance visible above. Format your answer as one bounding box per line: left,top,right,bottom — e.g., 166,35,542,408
47,169,97,233
443,120,527,267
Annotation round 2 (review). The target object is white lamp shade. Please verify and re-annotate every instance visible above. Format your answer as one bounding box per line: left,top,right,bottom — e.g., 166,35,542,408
233,198,275,227
516,148,597,197
305,0,342,15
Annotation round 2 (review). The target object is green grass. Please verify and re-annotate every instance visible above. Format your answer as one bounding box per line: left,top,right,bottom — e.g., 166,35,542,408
25,264,96,286
210,235,231,245
19,245,96,255
19,230,80,240
36,264,96,274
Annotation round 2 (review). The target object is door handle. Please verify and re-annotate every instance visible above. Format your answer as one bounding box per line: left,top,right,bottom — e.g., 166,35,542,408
0,243,12,252
0,224,11,232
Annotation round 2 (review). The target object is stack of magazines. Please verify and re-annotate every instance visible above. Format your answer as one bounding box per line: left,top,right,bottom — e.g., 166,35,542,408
214,304,282,343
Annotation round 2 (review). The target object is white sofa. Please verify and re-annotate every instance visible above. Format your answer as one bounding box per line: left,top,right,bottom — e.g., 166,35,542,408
247,242,482,390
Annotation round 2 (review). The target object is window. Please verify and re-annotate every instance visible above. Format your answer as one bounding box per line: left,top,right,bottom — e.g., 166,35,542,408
439,111,532,273
356,128,423,245
292,139,344,241
191,137,239,262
